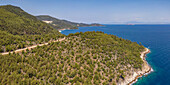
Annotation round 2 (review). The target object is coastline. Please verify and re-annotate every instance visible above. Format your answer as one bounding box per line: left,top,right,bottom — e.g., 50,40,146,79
57,28,152,85
58,25,105,32
118,48,152,85
127,48,152,85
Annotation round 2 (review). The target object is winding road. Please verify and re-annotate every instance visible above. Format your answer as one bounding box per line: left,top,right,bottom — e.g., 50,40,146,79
1,37,65,55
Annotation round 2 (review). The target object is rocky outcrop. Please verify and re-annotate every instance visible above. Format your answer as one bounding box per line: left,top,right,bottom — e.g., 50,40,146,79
118,48,152,85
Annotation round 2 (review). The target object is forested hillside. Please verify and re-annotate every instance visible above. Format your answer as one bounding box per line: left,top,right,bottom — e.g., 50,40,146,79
0,5,63,52
36,15,78,30
36,15,104,30
0,5,59,35
0,5,146,85
0,31,145,85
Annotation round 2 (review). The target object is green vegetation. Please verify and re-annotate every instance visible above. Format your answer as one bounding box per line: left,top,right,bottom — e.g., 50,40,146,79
0,5,58,35
36,15,78,30
0,5,145,85
36,15,104,30
0,30,64,52
0,5,63,52
0,31,145,84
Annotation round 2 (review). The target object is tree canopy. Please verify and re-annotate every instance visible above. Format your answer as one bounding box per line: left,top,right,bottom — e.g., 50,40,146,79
0,31,145,85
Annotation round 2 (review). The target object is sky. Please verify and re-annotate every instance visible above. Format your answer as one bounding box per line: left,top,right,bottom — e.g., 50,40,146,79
0,0,170,24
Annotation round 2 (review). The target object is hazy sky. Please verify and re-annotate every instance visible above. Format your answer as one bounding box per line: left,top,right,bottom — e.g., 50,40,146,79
1,0,170,24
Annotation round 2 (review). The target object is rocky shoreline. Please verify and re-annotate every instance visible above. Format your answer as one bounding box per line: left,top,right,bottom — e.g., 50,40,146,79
128,48,152,85
118,48,152,85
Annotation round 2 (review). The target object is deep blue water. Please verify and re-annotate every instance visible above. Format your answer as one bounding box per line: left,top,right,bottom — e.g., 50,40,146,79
61,25,170,85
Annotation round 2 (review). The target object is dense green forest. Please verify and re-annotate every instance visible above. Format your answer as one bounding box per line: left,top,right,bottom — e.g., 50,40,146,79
0,31,145,85
0,30,64,52
0,5,145,85
0,5,63,52
0,5,59,35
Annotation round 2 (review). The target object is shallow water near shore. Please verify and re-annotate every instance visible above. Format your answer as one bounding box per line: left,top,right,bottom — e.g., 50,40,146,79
61,25,170,85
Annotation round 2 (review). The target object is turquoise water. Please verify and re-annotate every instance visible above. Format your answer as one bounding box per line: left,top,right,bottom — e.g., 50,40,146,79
61,25,170,85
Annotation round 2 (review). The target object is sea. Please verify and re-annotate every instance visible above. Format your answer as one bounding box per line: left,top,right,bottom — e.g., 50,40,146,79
61,25,170,85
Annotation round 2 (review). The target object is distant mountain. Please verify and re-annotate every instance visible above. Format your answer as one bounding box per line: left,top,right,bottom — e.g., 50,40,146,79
90,23,104,26
36,15,104,30
36,15,78,30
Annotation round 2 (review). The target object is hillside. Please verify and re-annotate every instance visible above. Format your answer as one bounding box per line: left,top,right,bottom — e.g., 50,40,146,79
0,31,145,85
0,5,147,85
0,5,60,35
36,15,104,30
36,15,78,30
0,5,63,52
